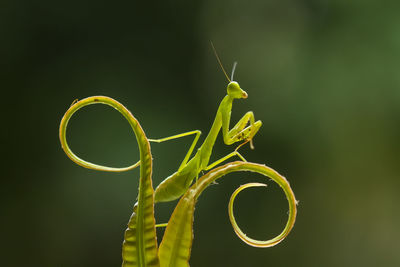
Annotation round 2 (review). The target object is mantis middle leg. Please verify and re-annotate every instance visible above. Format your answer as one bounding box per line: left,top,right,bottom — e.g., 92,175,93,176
148,130,201,171
204,141,249,171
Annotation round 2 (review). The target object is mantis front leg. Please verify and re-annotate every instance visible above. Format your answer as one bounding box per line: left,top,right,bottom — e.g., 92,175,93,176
222,109,263,148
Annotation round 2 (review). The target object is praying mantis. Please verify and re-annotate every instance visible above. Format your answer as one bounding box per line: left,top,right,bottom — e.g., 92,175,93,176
152,56,262,203
59,45,262,204
59,45,297,267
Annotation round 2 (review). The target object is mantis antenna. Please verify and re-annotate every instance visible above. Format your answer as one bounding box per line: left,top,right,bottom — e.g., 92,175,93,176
231,61,238,81
210,41,231,82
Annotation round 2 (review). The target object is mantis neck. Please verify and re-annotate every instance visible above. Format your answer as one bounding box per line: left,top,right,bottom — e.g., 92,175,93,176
198,95,233,168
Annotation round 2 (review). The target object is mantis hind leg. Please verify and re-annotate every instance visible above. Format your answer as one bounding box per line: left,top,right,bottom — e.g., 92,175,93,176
149,130,201,171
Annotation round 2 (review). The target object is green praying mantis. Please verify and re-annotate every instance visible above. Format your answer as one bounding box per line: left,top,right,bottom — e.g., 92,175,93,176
151,59,262,203
59,46,297,267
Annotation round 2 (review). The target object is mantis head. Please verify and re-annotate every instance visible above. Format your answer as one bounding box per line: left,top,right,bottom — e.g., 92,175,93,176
227,81,248,99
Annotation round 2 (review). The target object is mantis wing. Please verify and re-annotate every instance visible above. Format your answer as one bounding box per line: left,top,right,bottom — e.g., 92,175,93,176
158,161,297,267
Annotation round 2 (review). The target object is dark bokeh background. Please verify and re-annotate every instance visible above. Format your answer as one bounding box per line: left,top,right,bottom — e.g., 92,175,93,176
2,1,400,266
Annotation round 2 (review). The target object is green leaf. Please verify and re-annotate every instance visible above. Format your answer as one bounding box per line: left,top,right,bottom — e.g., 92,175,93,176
122,133,160,267
59,96,160,267
158,161,297,266
158,192,196,267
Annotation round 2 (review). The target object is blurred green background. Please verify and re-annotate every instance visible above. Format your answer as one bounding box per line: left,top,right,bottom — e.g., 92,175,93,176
2,0,400,266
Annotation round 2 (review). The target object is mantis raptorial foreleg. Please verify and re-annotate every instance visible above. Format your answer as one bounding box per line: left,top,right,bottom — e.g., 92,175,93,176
223,110,262,149
233,120,262,149
227,111,256,139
